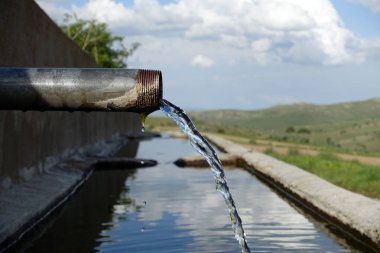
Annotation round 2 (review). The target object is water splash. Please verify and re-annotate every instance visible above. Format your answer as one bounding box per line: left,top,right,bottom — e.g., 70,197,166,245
160,99,251,253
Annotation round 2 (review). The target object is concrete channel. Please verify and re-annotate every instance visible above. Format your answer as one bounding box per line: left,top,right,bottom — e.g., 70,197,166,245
173,132,380,252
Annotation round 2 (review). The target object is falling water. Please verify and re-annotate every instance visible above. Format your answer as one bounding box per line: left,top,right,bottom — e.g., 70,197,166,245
160,99,251,253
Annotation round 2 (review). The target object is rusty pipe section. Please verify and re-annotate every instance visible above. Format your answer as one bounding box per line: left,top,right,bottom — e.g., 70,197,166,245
0,68,162,113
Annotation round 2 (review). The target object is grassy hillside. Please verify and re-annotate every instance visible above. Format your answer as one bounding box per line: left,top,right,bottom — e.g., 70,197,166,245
147,98,380,155
190,98,380,131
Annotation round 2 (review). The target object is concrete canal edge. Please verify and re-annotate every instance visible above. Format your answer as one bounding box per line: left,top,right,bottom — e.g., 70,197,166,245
0,135,130,252
204,134,380,252
174,154,241,168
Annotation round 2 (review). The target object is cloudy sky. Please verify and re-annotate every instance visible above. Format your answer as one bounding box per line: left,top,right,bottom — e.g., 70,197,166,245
36,0,380,110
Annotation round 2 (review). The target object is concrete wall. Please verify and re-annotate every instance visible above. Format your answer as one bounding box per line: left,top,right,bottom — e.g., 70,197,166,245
0,0,98,67
0,0,141,186
0,0,142,248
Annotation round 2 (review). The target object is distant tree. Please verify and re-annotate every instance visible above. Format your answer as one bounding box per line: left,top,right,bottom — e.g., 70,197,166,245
60,13,139,68
297,128,311,134
285,126,295,133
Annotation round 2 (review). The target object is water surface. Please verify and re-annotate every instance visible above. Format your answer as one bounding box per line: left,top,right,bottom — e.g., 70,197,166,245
16,137,349,252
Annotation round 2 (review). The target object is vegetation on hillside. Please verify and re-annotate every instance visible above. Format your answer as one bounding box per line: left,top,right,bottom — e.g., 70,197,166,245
60,13,139,68
188,98,380,155
190,98,380,130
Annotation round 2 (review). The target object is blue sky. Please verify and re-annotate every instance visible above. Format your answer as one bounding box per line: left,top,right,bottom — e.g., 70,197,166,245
332,0,380,37
37,0,380,110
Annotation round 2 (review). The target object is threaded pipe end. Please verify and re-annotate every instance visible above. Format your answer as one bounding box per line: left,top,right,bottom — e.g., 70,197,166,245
136,69,163,113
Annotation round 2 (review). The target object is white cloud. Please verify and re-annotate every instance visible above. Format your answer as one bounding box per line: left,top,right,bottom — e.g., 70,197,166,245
37,0,380,66
35,0,68,22
77,0,131,23
349,0,380,13
191,55,214,68
66,0,377,65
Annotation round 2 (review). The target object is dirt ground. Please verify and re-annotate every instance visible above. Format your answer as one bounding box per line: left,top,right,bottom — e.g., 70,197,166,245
244,142,380,167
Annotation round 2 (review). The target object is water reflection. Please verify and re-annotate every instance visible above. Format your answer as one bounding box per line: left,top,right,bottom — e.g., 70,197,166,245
10,140,140,253
16,137,351,252
97,138,348,252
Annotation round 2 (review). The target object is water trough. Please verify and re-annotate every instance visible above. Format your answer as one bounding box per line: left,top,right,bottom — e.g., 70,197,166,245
8,136,355,253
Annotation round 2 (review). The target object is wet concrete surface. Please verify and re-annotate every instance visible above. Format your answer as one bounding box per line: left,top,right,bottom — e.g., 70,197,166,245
0,137,140,251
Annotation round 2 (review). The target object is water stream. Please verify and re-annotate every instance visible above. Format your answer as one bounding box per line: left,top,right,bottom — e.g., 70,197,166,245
160,99,251,253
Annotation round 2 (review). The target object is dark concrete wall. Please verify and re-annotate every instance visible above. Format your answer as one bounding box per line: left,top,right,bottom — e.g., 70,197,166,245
0,0,140,185
0,0,98,67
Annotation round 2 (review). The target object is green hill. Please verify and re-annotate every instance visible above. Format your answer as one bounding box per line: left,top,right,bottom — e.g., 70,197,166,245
189,98,380,155
147,98,380,155
190,98,380,131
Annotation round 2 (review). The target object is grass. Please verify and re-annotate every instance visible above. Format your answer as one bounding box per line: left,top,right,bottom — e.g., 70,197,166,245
265,149,380,199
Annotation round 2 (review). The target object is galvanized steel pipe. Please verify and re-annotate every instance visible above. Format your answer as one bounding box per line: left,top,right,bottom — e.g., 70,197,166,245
0,68,162,113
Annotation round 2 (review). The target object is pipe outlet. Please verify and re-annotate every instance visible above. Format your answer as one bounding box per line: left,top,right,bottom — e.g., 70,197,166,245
0,68,163,113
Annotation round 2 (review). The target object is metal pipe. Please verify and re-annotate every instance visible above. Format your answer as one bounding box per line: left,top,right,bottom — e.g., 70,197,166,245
0,68,162,113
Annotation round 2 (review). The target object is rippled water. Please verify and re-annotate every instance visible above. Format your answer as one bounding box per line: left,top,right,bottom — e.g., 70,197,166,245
14,137,350,253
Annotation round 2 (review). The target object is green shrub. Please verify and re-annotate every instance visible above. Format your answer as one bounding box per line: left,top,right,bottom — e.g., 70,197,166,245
249,139,257,144
285,126,295,133
297,128,311,134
